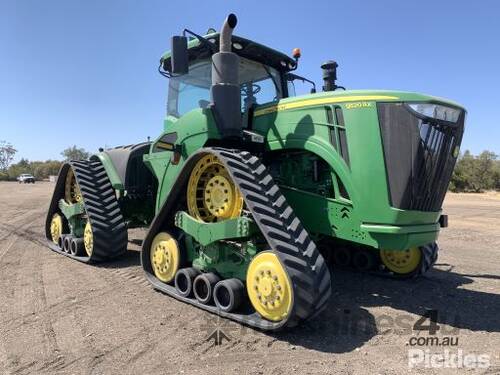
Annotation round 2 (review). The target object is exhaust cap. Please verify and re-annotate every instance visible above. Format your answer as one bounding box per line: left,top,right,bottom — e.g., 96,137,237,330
220,14,238,52
227,13,237,28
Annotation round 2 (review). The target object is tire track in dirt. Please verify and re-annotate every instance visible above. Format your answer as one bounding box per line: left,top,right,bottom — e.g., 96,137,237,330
3,235,62,374
0,206,49,373
47,255,118,373
0,209,46,263
0,235,16,263
0,339,8,374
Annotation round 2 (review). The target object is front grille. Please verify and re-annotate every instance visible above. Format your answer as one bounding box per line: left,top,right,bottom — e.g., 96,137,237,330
378,102,465,212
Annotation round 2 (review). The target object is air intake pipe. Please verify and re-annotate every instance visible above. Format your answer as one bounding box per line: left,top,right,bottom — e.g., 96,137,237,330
211,14,241,138
321,60,338,92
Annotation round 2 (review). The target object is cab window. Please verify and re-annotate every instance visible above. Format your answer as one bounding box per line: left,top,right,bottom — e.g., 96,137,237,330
167,58,282,118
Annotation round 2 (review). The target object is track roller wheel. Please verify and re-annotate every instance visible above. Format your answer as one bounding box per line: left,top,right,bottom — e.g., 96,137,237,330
57,235,64,250
246,251,292,322
175,268,200,297
214,279,245,312
70,238,85,256
83,221,93,257
380,247,421,276
333,246,352,267
352,248,377,272
381,242,439,278
150,232,181,283
63,236,72,253
49,213,64,245
193,273,221,305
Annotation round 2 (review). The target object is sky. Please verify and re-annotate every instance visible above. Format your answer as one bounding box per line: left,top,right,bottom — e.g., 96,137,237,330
1,0,499,162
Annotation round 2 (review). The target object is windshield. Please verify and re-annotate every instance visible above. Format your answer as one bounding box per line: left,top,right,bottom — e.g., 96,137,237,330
167,58,282,118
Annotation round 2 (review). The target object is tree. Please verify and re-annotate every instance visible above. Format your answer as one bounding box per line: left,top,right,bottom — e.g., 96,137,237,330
5,159,62,180
474,151,497,190
0,141,17,171
31,160,62,179
61,145,90,161
450,150,499,192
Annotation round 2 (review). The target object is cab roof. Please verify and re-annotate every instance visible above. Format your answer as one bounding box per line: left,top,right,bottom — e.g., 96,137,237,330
160,33,296,73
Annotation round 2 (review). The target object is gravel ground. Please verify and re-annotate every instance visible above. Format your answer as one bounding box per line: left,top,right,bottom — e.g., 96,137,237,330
0,182,498,374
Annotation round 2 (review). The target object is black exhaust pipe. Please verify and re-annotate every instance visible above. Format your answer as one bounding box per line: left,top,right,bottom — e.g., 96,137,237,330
211,14,241,138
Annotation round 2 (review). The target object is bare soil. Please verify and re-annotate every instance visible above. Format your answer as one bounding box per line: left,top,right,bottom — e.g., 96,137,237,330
0,182,498,374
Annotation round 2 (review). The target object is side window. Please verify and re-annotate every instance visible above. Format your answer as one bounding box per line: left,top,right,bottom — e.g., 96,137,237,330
176,82,210,115
167,58,282,117
252,78,279,104
239,58,282,110
167,60,211,118
287,79,296,97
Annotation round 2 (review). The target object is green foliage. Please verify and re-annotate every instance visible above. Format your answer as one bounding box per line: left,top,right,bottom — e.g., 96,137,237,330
0,141,17,171
61,145,90,161
450,150,500,192
5,159,62,181
0,145,91,181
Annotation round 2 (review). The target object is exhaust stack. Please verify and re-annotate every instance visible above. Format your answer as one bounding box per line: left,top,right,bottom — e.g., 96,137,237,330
321,60,339,92
211,14,241,138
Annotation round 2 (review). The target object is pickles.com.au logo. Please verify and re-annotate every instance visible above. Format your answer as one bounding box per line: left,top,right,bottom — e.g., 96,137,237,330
408,349,490,369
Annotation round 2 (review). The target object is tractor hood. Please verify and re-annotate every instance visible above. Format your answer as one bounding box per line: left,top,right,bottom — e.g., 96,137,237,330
253,90,465,118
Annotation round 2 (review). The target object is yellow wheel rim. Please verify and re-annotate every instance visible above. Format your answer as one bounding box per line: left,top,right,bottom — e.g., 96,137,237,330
187,154,243,222
150,232,180,283
50,213,63,244
380,247,421,274
246,251,293,322
83,221,93,256
65,169,82,204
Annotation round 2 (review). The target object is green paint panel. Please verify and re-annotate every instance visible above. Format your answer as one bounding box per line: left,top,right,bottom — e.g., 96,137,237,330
174,211,257,246
95,84,464,263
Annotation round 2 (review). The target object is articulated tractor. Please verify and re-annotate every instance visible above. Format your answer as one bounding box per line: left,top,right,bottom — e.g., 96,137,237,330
46,14,465,330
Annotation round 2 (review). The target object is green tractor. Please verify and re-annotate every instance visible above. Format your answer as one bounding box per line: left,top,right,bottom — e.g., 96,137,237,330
45,14,465,330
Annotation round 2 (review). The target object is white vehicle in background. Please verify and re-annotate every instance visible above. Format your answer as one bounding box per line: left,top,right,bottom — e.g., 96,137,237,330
17,174,35,184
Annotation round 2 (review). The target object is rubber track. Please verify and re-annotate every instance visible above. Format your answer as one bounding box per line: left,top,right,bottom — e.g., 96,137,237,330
331,242,439,279
45,159,127,263
141,148,332,331
418,242,439,276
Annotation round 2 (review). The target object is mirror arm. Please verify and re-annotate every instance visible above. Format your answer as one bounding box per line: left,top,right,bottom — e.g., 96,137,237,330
158,61,172,79
182,28,217,54
286,73,317,93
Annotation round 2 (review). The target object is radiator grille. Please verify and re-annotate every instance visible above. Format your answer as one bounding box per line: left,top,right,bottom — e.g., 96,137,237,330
378,102,465,212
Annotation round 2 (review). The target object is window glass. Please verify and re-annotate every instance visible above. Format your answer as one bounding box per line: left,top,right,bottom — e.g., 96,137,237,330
167,60,211,118
167,58,282,117
287,79,296,97
285,74,315,97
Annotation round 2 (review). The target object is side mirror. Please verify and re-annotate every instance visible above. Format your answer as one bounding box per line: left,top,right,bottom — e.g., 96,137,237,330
171,36,189,75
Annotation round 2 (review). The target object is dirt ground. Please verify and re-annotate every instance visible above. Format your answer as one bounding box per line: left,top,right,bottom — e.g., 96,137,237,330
0,182,498,375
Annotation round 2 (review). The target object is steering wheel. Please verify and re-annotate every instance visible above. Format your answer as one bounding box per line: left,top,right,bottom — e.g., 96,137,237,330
241,83,261,97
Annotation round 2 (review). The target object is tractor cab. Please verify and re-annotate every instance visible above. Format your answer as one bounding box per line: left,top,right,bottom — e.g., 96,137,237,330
160,33,300,122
